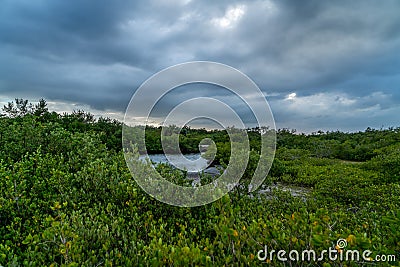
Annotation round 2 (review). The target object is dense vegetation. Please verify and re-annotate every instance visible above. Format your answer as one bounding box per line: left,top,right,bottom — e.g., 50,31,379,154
0,99,399,266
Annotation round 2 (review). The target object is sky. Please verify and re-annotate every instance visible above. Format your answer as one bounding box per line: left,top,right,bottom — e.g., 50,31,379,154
0,0,399,132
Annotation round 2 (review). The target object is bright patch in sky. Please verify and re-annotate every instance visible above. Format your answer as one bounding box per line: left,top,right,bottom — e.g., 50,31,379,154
286,93,297,100
213,5,246,28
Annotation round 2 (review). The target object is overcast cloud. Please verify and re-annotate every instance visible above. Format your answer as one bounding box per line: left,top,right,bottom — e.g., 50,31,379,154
0,0,399,132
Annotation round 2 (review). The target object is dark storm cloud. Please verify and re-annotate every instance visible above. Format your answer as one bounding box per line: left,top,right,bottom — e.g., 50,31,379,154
231,0,400,95
0,1,142,63
0,0,399,131
0,0,151,111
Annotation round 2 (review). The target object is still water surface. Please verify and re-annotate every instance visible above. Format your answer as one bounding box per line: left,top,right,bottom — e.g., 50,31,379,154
139,153,209,172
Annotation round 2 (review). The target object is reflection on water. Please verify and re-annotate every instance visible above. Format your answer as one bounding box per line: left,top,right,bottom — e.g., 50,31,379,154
139,153,209,172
